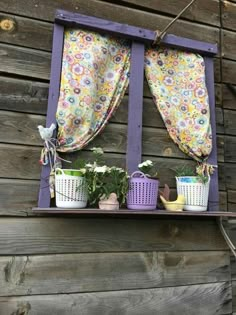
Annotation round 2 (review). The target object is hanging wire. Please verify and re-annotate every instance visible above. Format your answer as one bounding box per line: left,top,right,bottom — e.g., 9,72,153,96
153,0,198,45
217,217,236,259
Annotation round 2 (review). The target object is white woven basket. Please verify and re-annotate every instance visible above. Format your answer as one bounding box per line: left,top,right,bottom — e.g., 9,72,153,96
55,168,88,208
176,176,210,211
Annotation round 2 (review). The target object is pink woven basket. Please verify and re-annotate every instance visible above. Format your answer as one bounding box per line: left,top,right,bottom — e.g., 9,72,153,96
127,171,159,210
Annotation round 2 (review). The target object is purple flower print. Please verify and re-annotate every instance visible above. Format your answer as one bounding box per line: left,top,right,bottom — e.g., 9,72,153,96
195,87,205,98
94,103,103,112
82,77,91,86
106,72,114,80
164,76,174,86
72,64,84,75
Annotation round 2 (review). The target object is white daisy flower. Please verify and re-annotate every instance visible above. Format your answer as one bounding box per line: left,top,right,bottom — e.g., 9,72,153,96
94,166,108,173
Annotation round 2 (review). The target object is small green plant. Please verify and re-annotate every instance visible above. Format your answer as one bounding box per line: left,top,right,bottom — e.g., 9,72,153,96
174,164,209,184
138,160,158,178
174,165,195,177
74,147,129,206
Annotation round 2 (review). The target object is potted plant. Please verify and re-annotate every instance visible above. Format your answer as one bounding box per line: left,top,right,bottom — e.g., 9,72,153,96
55,168,88,208
127,160,159,210
175,165,210,211
75,148,129,209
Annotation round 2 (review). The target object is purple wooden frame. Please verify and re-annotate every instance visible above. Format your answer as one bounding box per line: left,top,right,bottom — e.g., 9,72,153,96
38,9,218,211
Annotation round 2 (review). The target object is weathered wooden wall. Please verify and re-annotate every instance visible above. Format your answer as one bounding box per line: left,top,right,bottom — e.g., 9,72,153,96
0,0,235,314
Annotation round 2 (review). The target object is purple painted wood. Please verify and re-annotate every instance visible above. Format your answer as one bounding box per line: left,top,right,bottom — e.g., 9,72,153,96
38,24,64,208
160,34,217,56
55,9,155,43
55,9,217,56
126,42,145,174
204,56,219,211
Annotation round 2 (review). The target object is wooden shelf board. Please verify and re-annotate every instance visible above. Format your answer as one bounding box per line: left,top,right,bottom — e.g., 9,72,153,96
32,208,236,217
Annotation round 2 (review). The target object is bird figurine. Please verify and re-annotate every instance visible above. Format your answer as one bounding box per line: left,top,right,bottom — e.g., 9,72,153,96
160,194,186,212
99,193,119,210
38,123,56,141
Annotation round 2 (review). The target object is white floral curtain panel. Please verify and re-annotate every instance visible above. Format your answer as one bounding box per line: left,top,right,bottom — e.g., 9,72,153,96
145,47,212,163
56,28,131,152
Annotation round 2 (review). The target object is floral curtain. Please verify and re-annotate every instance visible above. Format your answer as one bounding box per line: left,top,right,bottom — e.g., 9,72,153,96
145,47,212,163
56,28,131,152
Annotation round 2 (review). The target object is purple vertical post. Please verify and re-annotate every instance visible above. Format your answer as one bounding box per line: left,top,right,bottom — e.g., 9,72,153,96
204,56,219,211
126,41,145,174
38,24,64,208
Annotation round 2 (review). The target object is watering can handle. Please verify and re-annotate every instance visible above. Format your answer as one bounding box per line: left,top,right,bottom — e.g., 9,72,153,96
130,171,147,179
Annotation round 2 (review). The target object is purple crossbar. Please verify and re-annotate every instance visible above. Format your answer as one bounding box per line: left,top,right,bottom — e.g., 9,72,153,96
38,24,64,208
126,42,145,174
204,56,219,211
160,34,217,56
55,10,217,56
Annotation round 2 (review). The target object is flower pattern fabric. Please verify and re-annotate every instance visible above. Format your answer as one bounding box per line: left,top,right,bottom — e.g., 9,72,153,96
56,28,131,152
145,47,212,162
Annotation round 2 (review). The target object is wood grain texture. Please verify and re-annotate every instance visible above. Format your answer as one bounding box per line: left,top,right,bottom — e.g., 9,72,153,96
222,59,236,85
0,217,227,255
232,279,236,313
0,0,220,43
0,42,221,83
224,164,236,190
219,191,228,211
0,143,226,191
228,204,236,212
0,77,48,114
229,190,236,204
222,29,236,61
224,110,236,135
225,136,236,162
113,0,220,26
0,43,51,80
72,129,225,163
222,1,236,30
214,57,221,83
0,90,223,130
0,144,41,180
0,183,227,217
0,251,230,296
0,179,39,216
0,43,220,84
222,84,236,110
0,111,45,145
0,13,53,51
215,83,222,106
0,111,224,162
0,282,231,315
0,76,222,114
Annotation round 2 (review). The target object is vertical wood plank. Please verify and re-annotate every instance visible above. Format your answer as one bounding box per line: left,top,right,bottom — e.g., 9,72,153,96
126,41,145,174
38,24,64,207
204,56,219,211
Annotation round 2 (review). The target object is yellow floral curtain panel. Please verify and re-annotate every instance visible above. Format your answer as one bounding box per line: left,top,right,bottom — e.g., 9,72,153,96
56,29,212,163
145,47,212,163
56,28,131,152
